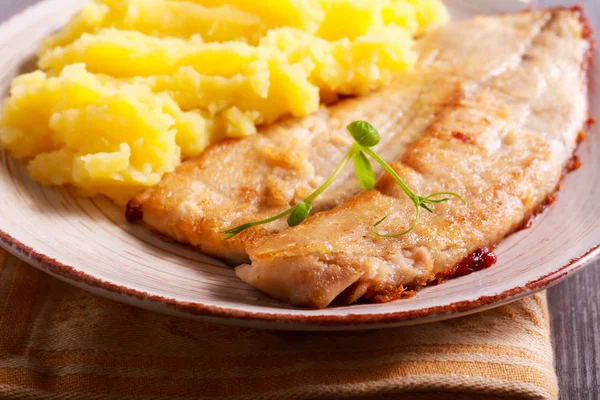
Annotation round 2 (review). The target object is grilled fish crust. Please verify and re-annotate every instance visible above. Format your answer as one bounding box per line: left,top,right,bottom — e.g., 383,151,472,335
127,10,557,265
237,8,592,308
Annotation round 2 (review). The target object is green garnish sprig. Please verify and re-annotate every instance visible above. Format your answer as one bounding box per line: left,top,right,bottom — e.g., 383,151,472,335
222,121,465,240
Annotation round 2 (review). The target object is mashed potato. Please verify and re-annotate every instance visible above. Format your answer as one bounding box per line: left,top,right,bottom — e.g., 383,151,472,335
2,66,183,202
1,0,448,203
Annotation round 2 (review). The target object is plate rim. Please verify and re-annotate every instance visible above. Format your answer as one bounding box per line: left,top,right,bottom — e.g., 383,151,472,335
1,226,599,328
0,0,599,329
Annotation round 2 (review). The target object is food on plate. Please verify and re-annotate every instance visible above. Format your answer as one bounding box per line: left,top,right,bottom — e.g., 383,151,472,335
0,0,592,310
128,8,591,308
0,0,447,202
128,9,554,261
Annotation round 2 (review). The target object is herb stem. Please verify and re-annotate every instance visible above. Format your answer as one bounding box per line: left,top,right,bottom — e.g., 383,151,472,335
362,147,417,202
305,144,357,203
221,208,294,239
222,144,357,239
426,192,468,205
372,203,421,238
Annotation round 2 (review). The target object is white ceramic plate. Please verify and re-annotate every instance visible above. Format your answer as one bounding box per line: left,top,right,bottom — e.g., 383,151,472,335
0,0,598,331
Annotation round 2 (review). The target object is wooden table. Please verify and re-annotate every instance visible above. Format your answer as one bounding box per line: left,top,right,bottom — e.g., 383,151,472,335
2,0,599,398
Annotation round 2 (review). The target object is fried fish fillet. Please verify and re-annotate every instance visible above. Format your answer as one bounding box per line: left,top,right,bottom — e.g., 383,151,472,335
127,10,554,264
237,8,592,308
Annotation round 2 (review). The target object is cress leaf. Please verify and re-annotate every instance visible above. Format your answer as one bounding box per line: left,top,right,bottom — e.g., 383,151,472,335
353,150,376,190
426,191,467,205
287,200,312,227
221,224,253,240
420,203,434,213
425,198,450,204
346,121,381,148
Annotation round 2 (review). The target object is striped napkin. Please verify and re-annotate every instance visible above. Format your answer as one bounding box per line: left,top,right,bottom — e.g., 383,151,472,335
0,249,559,400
